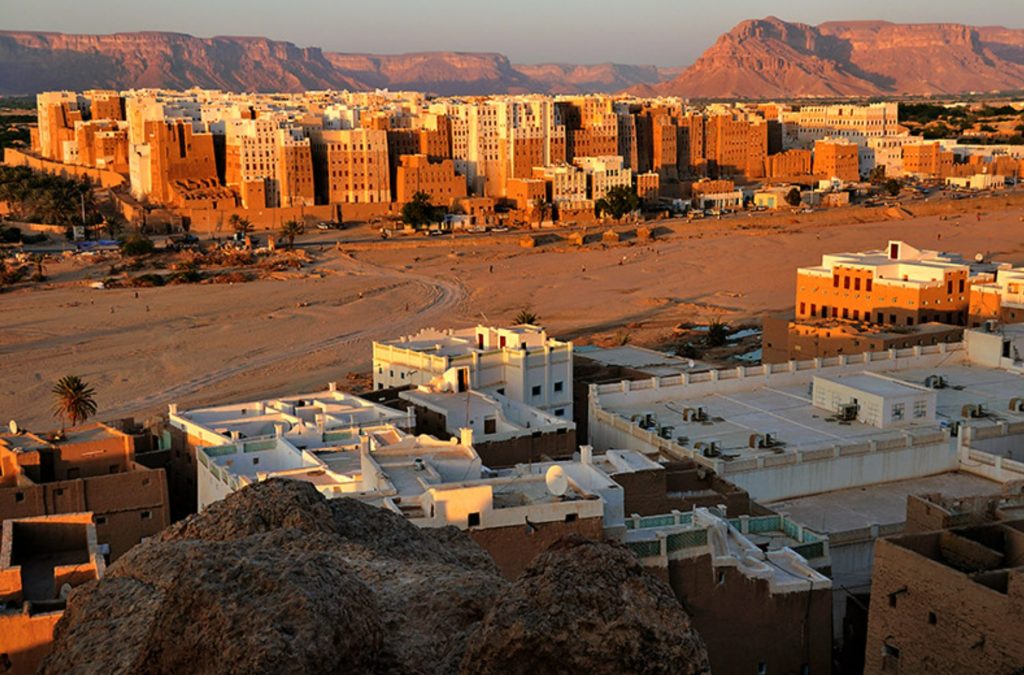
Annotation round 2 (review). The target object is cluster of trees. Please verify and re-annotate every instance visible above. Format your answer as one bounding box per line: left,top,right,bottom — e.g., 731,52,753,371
0,166,101,227
401,192,445,230
595,185,640,221
901,102,1024,143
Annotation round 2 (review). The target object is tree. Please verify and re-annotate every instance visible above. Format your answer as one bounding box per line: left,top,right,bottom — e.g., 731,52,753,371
884,179,901,197
595,185,640,222
279,220,305,249
401,192,438,230
119,234,154,256
51,375,97,433
706,319,730,347
785,187,802,207
868,166,886,184
229,214,254,236
514,308,539,325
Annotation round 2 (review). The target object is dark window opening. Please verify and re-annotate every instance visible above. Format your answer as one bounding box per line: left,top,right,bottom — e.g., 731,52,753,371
467,512,481,527
564,513,578,522
928,611,937,625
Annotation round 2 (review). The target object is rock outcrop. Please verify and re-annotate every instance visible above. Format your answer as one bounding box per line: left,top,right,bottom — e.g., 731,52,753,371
40,480,709,675
461,536,710,675
41,479,506,675
656,17,1024,98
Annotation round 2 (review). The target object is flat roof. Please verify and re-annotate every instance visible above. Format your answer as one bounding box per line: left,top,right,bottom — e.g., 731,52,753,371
816,372,928,398
599,357,1024,461
606,383,928,460
175,388,408,446
767,472,1005,535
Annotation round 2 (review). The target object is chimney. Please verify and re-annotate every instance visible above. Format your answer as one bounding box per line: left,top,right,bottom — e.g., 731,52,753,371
328,381,337,392
460,427,474,448
168,403,178,415
580,445,593,465
316,414,326,436
229,430,241,441
274,423,285,438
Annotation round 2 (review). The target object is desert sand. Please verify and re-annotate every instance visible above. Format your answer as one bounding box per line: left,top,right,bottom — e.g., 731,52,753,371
3,192,1024,429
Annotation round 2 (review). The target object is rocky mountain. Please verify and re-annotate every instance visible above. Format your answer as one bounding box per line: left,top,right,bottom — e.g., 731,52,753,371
0,30,669,95
656,17,1024,99
41,479,709,675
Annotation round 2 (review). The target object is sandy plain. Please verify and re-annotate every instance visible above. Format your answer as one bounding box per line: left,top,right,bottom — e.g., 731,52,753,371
2,191,1024,429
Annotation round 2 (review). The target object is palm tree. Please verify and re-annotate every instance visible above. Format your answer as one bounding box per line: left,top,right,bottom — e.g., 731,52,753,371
229,214,254,236
51,375,98,433
514,308,540,325
279,220,305,249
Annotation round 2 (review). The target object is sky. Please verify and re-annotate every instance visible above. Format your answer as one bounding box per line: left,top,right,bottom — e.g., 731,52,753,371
4,0,1023,66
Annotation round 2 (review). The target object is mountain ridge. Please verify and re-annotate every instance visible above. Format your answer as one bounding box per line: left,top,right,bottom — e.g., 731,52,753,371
3,20,1024,99
0,30,673,95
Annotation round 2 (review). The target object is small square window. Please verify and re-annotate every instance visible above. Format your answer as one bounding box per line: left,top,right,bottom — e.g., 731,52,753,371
96,516,107,525
928,611,937,625
141,511,151,520
531,385,541,397
15,492,24,503
554,381,563,393
564,513,577,523
467,512,480,527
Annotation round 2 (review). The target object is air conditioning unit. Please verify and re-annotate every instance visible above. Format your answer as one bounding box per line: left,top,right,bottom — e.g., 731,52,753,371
961,403,987,419
837,403,859,421
1009,398,1024,413
924,374,947,389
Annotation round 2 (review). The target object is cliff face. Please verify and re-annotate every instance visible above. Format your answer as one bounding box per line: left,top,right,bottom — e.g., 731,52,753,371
0,31,668,95
40,479,709,675
658,17,1024,98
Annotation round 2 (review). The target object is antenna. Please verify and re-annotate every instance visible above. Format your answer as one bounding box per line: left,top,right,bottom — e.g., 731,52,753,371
545,465,568,497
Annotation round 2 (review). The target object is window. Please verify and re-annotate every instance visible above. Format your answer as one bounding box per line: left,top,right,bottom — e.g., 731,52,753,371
253,457,260,465
564,513,578,523
484,417,497,434
554,381,564,393
496,388,505,396
758,662,767,675
55,489,64,497
854,278,861,291
947,280,953,294
833,274,840,288
531,385,541,397
141,511,152,520
844,276,851,290
928,611,937,625
914,400,928,418
892,403,905,420
810,304,817,317
467,512,481,527
109,464,119,474
866,279,873,292
15,492,24,503
800,302,806,315
95,516,107,525
554,408,565,417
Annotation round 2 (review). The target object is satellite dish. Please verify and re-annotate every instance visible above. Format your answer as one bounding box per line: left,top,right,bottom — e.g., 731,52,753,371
59,583,72,600
8,420,18,435
975,253,984,263
545,465,568,497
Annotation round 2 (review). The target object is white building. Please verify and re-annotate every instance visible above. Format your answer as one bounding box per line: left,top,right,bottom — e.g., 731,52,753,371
373,325,574,419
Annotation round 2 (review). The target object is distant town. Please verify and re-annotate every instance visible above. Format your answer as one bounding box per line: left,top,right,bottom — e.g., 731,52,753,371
2,87,1024,674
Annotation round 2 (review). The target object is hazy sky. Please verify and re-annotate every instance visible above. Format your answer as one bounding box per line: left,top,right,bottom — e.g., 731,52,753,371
5,0,1023,66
